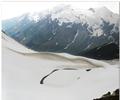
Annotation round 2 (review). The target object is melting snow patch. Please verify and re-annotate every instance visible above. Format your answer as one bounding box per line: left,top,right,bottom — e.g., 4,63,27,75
56,42,58,45
66,24,72,28
48,37,53,40
91,24,103,37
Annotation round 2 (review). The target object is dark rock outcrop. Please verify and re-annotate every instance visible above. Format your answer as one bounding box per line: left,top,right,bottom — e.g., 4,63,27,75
80,43,119,60
93,89,119,100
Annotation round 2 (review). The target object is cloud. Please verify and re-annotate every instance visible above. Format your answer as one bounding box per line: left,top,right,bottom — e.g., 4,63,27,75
1,1,119,20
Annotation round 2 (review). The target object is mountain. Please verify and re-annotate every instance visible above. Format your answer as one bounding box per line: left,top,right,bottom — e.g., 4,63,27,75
93,89,119,100
80,43,119,60
2,5,119,59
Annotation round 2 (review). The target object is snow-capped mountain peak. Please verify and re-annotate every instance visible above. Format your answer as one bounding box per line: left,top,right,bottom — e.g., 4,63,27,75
26,5,118,26
2,5,119,56
51,5,118,27
28,10,50,22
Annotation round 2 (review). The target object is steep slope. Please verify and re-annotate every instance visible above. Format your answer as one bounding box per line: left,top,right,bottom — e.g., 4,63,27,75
80,43,119,60
2,32,36,53
2,5,119,58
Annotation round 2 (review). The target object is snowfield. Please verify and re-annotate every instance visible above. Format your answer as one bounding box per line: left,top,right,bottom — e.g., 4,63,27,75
2,33,119,100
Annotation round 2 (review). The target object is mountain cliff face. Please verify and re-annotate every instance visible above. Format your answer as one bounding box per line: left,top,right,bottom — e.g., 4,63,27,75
2,5,119,59
93,89,119,100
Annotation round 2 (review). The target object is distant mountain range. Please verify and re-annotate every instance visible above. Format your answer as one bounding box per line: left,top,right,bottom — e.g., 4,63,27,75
2,5,119,59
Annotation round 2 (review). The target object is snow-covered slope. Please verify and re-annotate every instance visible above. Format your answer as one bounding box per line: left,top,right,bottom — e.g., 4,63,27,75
2,33,110,68
2,33,36,53
2,32,119,100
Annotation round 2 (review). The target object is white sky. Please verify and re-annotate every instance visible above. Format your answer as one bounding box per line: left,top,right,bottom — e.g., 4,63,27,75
1,2,119,20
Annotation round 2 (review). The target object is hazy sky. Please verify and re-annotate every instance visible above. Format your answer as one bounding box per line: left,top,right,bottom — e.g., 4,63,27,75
1,1,119,20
